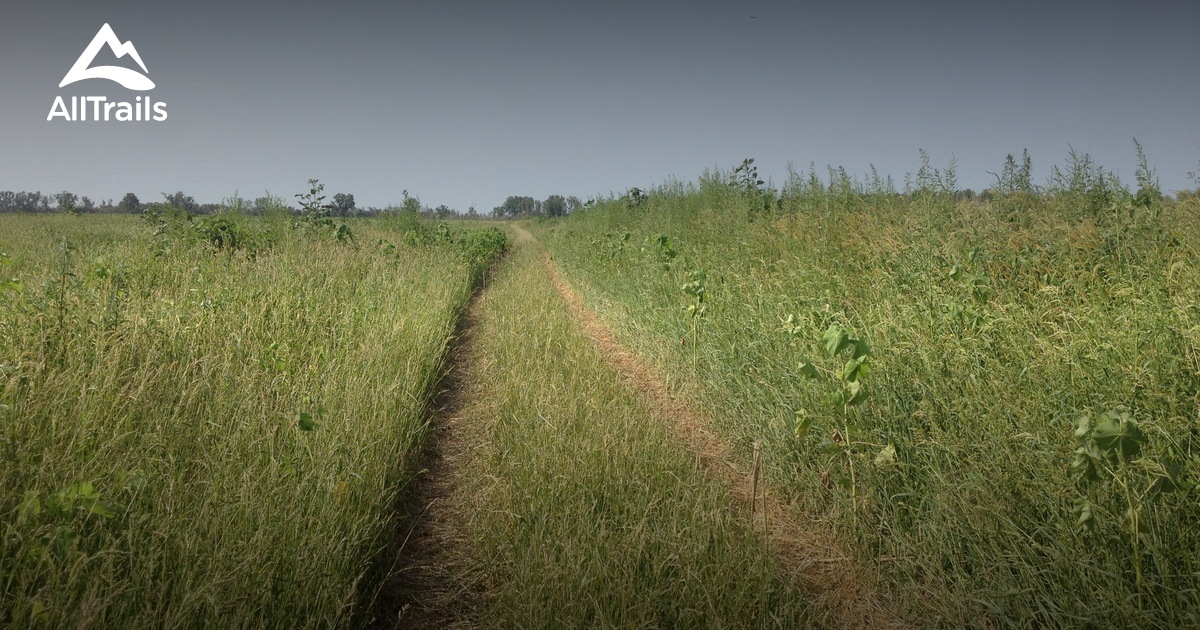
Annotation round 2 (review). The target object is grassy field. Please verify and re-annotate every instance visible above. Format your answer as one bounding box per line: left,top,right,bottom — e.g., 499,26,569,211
534,164,1200,627
0,212,504,627
4,160,1197,628
426,226,812,627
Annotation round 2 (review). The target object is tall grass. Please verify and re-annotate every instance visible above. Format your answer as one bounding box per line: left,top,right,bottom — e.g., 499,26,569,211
437,227,812,627
0,213,503,627
535,155,1200,627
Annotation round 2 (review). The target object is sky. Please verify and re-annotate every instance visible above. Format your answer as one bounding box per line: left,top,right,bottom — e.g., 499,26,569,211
1,0,1197,212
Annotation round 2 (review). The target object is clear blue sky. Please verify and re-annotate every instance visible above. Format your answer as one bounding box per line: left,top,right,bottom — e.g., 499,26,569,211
1,1,1197,211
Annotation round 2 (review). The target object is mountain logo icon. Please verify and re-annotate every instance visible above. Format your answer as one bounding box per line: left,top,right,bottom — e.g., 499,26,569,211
59,23,155,91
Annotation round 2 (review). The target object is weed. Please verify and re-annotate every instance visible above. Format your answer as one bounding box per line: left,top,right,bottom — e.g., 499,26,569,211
681,269,708,370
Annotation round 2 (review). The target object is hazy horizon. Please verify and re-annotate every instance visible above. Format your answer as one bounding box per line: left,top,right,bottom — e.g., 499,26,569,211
2,1,1197,211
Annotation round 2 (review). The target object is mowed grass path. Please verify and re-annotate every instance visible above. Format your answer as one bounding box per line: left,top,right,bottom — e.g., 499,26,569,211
419,225,812,627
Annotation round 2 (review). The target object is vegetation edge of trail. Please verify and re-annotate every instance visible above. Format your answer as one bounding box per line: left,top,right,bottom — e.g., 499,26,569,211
525,224,908,630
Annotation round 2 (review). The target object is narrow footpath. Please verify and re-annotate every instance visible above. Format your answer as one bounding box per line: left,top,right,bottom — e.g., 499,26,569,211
368,260,495,629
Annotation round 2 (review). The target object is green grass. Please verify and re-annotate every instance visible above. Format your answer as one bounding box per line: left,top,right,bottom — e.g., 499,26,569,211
436,227,811,628
534,165,1200,627
0,212,504,627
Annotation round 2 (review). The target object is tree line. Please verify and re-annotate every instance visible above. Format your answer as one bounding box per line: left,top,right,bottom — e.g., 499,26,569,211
0,190,365,216
491,194,583,218
0,189,591,219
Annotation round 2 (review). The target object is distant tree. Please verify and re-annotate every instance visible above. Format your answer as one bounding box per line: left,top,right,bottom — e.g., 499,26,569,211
332,193,356,216
79,196,95,212
465,206,479,219
252,195,274,214
492,195,539,218
54,191,79,213
434,204,455,219
118,192,139,213
8,192,33,212
10,191,44,213
165,191,198,213
566,196,582,213
0,191,15,212
251,194,293,215
543,194,567,217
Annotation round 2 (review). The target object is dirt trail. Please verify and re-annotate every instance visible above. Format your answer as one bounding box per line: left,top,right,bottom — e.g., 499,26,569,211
368,274,494,629
525,227,908,629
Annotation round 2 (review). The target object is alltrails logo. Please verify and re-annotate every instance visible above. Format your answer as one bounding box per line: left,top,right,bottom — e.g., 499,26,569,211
47,23,167,122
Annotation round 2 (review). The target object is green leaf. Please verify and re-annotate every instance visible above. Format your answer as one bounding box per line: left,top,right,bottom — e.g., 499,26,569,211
842,356,869,382
797,361,819,379
89,499,117,519
1074,415,1091,438
794,410,813,441
43,494,70,519
297,412,316,431
823,390,846,408
1092,410,1145,462
1072,496,1095,530
1146,473,1179,498
1140,458,1182,498
821,324,850,358
19,491,42,519
1070,444,1103,483
973,286,992,304
846,381,869,406
75,482,99,501
874,444,897,466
